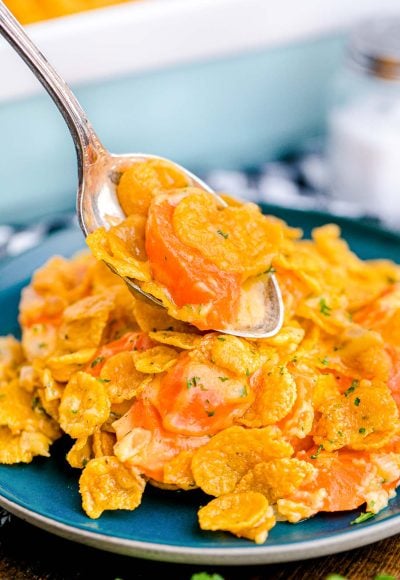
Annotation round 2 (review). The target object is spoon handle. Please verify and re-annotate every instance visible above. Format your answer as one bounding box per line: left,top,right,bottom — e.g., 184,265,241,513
0,1,103,166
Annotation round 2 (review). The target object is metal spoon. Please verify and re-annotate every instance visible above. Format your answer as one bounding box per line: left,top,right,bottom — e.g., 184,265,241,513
0,2,283,338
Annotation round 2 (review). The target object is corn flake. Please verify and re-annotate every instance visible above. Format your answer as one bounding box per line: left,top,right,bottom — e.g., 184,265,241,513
79,456,146,518
0,426,54,464
59,372,111,438
198,491,276,544
149,331,201,350
100,351,146,403
191,426,293,496
133,346,178,374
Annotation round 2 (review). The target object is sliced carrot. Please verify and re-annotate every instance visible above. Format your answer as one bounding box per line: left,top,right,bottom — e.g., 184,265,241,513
387,345,400,410
145,198,241,330
113,397,208,481
296,448,374,512
148,353,253,436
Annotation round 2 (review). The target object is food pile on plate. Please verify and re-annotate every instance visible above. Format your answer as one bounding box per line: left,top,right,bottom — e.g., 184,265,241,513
1,159,400,544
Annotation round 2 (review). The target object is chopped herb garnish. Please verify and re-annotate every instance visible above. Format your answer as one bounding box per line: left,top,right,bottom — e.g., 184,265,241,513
359,427,366,434
97,378,111,383
71,409,78,415
218,376,229,382
319,298,332,316
38,342,47,349
350,511,374,525
245,368,251,377
217,229,229,239
217,337,226,342
90,356,105,368
344,380,359,397
320,356,329,366
354,397,361,406
310,444,324,459
206,410,215,417
187,376,201,389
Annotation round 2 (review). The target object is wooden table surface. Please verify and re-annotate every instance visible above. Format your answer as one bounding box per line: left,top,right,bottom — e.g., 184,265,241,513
0,511,398,580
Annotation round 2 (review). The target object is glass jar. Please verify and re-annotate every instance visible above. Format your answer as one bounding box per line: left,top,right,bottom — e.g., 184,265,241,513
326,16,400,228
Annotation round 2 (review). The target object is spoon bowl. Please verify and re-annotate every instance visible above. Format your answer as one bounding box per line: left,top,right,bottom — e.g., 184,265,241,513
0,1,284,338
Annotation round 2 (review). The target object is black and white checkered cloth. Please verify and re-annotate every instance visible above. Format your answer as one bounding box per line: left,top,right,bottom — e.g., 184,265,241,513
0,144,396,264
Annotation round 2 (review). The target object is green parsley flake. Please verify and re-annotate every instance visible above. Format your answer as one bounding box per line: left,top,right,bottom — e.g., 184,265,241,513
187,376,201,389
97,378,111,383
90,356,105,368
354,397,361,406
310,444,324,459
359,427,366,434
344,380,359,397
319,298,332,316
350,511,374,525
217,229,229,239
218,376,229,382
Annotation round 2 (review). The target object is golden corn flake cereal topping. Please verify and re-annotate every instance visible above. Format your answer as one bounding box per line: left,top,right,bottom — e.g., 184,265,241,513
163,449,197,490
191,426,293,496
235,458,316,503
133,346,178,374
210,335,260,377
149,330,201,350
100,351,146,403
86,218,151,282
0,426,55,464
239,364,297,427
59,372,110,439
198,491,276,544
0,336,24,381
132,301,192,334
59,294,114,352
46,349,97,383
79,456,146,518
67,437,92,469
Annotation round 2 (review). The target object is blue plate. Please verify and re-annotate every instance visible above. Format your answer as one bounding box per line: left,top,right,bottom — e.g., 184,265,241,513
0,207,400,565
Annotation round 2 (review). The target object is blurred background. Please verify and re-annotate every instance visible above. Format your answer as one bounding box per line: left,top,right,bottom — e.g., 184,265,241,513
1,0,400,257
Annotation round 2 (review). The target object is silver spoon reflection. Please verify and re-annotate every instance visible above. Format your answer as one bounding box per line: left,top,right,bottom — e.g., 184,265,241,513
0,2,283,338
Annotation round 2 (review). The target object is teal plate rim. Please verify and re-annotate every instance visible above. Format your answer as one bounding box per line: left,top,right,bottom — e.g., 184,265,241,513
0,205,400,565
